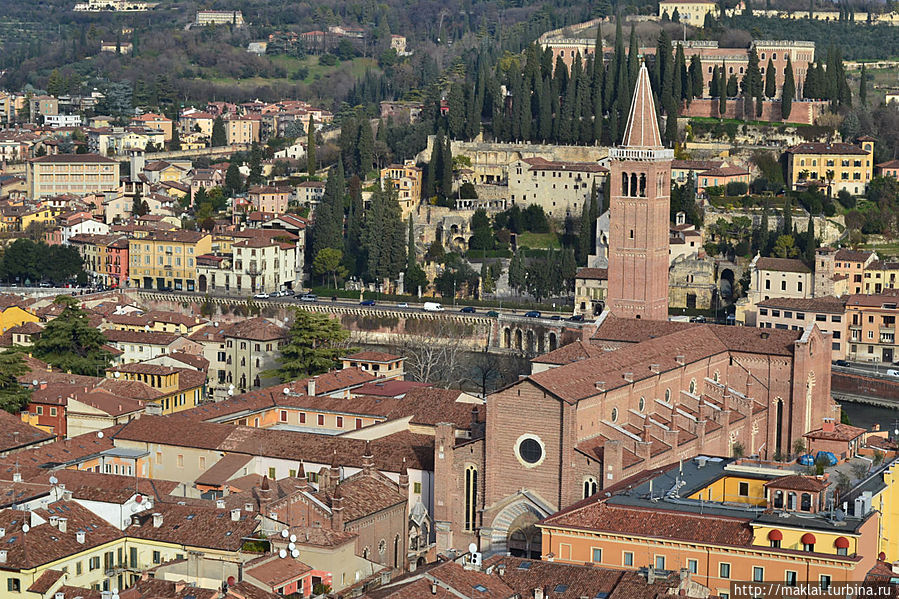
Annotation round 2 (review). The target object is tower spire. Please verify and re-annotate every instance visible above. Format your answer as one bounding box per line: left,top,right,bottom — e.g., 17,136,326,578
621,61,663,149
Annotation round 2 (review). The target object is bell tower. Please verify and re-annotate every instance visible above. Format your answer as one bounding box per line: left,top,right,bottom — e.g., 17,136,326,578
606,61,673,321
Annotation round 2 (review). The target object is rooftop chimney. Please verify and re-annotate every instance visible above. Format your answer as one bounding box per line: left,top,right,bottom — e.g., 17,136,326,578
76,530,85,544
0,528,4,538
823,417,835,433
12,473,21,483
244,502,253,512
152,512,163,528
623,372,633,382
594,381,605,392
307,377,316,396
534,588,544,599
231,509,241,521
649,363,660,373
58,518,67,533
675,355,685,365
216,499,226,509
0,550,6,563
49,515,59,527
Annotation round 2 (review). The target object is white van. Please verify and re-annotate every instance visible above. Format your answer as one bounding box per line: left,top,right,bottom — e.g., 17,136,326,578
887,369,899,378
423,302,444,312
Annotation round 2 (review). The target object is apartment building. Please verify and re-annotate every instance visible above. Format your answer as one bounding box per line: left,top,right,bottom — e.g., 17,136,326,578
814,247,876,297
195,9,245,26
225,116,260,144
128,230,212,291
27,154,120,198
863,260,899,294
106,362,205,414
756,296,848,360
380,161,423,219
846,292,899,363
658,0,718,25
232,236,298,293
508,157,607,219
785,137,875,196
247,186,290,214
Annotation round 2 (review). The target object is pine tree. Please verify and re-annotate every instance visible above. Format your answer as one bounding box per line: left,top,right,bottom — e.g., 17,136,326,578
356,117,374,177
32,296,112,376
765,58,777,98
270,310,351,382
307,115,316,176
782,56,795,120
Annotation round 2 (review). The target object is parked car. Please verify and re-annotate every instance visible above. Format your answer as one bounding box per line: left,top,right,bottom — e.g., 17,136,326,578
834,359,850,367
253,292,269,299
887,368,899,378
360,299,376,306
690,315,706,323
397,302,409,308
299,294,317,302
568,314,585,322
548,315,562,320
486,310,499,317
460,306,476,313
524,310,541,318
282,289,295,296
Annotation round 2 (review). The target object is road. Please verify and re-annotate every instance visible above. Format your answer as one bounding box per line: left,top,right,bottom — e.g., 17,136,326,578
832,362,899,381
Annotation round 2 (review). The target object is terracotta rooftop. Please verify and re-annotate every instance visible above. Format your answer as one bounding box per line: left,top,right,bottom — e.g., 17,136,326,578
575,267,608,280
622,62,662,149
119,579,219,599
0,479,52,508
532,340,605,366
30,153,118,164
285,524,356,547
28,569,65,594
764,474,829,492
834,249,874,262
786,142,869,155
227,581,283,599
245,554,312,587
342,350,402,363
804,422,866,442
315,471,406,522
222,317,288,341
755,256,812,273
0,500,123,569
540,500,754,546
354,379,431,397
757,296,846,314
195,453,253,486
35,469,181,503
0,409,54,454
127,503,258,551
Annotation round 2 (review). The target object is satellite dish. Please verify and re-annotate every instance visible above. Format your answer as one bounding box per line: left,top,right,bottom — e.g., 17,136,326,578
288,542,295,550
283,388,290,395
97,432,104,438
281,529,289,538
291,549,299,558
49,476,58,485
31,379,38,387
468,543,477,554
278,549,287,559
289,534,296,543
227,576,236,586
22,524,30,533
114,372,120,378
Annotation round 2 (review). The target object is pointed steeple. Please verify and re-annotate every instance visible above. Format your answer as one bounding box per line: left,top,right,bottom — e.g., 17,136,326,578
622,61,663,149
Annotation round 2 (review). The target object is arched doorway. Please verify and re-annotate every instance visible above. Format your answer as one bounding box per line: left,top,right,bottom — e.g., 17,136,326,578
503,327,512,348
719,268,736,301
548,332,557,351
514,329,523,351
506,512,541,559
526,330,536,355
198,274,207,293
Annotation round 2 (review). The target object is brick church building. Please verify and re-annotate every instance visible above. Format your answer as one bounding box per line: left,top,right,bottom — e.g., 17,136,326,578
432,67,837,561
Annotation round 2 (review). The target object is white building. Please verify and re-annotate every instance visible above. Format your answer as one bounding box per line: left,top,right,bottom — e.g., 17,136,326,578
508,157,607,219
44,114,84,128
232,237,298,294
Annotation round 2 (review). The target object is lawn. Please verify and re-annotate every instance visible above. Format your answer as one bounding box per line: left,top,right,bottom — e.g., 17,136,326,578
204,55,377,87
516,232,561,249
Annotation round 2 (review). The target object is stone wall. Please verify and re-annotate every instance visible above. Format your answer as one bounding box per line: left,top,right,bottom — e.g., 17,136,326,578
682,98,828,126
703,208,846,245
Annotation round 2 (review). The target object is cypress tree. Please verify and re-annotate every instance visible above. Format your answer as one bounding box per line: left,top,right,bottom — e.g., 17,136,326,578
859,64,867,105
658,30,674,110
719,66,728,116
765,58,776,98
346,175,364,273
447,83,466,139
517,66,532,141
426,131,442,198
627,26,639,91
441,135,453,203
710,66,719,98
539,76,553,142
726,74,738,97
782,56,795,120
361,185,406,283
782,199,792,236
593,70,604,143
804,216,815,264
407,216,416,271
306,115,316,176
577,193,592,265
674,43,687,103
356,117,374,177
759,204,770,254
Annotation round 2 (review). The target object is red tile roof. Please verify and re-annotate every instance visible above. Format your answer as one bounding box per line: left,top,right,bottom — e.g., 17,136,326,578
222,317,287,341
0,409,54,454
804,422,866,442
342,350,402,363
245,554,312,587
755,257,812,273
540,501,754,546
28,569,65,593
127,503,258,551
575,267,608,280
763,474,828,492
35,469,181,503
786,142,869,155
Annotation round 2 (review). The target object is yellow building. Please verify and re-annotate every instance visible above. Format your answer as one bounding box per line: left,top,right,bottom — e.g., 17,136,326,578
785,137,874,196
0,298,39,333
658,0,718,25
27,153,120,198
20,206,55,231
106,363,206,415
877,460,899,563
380,160,423,219
128,230,211,291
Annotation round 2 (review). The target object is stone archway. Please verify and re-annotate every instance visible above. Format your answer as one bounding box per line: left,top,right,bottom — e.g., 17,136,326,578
488,499,549,557
503,327,512,348
548,332,557,351
514,329,523,351
526,330,536,355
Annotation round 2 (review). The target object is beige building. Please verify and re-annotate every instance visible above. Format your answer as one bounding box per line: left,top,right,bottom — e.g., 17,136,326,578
27,153,120,198
220,317,287,395
785,138,875,196
340,351,405,380
748,255,813,304
669,255,716,310
248,186,290,214
863,260,899,294
380,161,422,219
508,157,607,220
658,0,718,25
232,236,298,294
574,267,607,317
226,116,261,144
757,296,848,360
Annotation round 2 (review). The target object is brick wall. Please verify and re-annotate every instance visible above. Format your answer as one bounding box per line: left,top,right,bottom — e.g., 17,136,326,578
681,98,828,125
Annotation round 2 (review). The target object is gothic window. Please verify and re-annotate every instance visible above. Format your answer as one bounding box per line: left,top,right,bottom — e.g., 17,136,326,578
639,173,647,197
611,407,618,422
583,477,598,499
639,397,645,412
689,379,696,394
464,465,478,531
630,173,638,197
621,172,629,196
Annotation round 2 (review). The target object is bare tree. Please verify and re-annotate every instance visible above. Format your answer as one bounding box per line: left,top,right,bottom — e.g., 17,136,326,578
467,350,529,398
393,321,471,388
